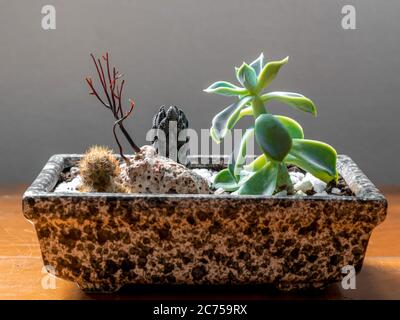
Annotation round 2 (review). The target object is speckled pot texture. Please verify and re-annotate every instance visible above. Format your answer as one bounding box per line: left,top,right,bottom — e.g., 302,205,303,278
22,155,387,292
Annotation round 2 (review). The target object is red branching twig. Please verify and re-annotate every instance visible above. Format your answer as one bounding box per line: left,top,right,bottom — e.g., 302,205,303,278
85,52,140,157
113,99,135,162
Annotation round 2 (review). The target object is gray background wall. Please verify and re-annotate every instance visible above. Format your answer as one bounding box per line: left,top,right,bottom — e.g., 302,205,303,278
0,0,399,185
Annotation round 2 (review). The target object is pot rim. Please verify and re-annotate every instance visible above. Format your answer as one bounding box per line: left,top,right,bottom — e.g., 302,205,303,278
22,154,387,204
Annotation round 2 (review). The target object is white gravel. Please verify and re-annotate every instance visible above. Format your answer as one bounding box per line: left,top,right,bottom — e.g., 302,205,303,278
291,171,331,196
313,191,328,196
305,172,327,193
293,179,313,193
54,176,81,193
214,187,227,195
295,190,307,196
53,166,343,197
191,168,218,185
274,190,288,197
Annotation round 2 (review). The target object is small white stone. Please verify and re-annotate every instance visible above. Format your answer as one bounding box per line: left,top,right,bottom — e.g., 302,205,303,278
54,176,81,193
294,179,313,193
304,172,327,193
331,187,341,195
295,190,307,196
192,168,216,184
291,171,305,180
313,191,328,196
214,187,226,195
289,172,300,185
70,166,80,177
274,190,287,197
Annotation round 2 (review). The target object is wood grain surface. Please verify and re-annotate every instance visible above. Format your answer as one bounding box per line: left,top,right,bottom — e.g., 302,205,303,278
0,185,399,300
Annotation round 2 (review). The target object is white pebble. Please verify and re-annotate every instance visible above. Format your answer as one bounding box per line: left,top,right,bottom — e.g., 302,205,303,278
295,190,307,196
274,190,287,197
313,191,328,196
331,187,341,195
214,187,226,195
291,171,305,180
70,166,80,177
294,179,313,193
192,168,215,184
289,173,300,185
54,176,81,193
305,172,327,193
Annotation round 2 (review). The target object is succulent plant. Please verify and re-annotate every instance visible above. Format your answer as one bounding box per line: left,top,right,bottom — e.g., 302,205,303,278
205,53,338,195
79,145,128,193
151,105,190,165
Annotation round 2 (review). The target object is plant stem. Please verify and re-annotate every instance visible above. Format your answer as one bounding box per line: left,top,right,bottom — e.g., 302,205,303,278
251,96,267,118
117,118,141,153
87,53,140,155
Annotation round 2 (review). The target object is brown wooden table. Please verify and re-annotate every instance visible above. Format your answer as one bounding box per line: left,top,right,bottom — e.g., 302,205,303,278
0,185,399,300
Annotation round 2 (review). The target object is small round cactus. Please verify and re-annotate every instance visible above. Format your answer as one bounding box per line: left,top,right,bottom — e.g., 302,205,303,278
79,145,127,192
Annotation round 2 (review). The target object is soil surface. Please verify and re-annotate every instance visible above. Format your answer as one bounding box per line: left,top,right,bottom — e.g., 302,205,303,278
58,164,354,196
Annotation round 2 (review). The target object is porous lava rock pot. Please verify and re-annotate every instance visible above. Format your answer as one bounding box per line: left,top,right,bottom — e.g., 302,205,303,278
22,154,387,292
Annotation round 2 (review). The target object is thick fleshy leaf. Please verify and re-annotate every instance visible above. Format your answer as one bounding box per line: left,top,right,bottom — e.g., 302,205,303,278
213,168,239,191
276,163,293,192
249,53,264,76
236,63,257,91
274,115,304,139
204,81,248,97
238,162,278,195
230,109,304,140
244,154,268,172
210,96,253,143
239,106,253,117
255,114,292,161
261,91,317,116
285,139,338,183
256,56,289,92
229,127,254,177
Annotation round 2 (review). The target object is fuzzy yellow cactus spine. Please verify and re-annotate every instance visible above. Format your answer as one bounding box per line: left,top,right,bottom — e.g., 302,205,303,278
79,145,128,193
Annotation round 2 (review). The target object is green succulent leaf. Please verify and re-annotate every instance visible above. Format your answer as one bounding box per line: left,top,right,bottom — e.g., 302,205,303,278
230,109,304,140
256,56,289,92
249,53,264,76
210,96,253,143
236,63,258,91
255,114,293,162
230,127,255,177
204,81,248,97
213,168,239,192
238,161,278,195
239,106,253,117
261,91,317,116
244,154,268,172
276,163,293,192
285,139,338,183
274,115,304,139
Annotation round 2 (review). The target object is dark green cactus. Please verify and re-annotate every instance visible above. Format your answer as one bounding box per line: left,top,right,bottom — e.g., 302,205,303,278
151,105,190,165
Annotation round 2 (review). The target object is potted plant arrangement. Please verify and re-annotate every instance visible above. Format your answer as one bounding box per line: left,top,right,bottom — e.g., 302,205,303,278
22,53,387,292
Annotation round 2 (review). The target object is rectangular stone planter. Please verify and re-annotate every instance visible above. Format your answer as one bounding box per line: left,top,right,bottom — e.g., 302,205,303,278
22,154,387,292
